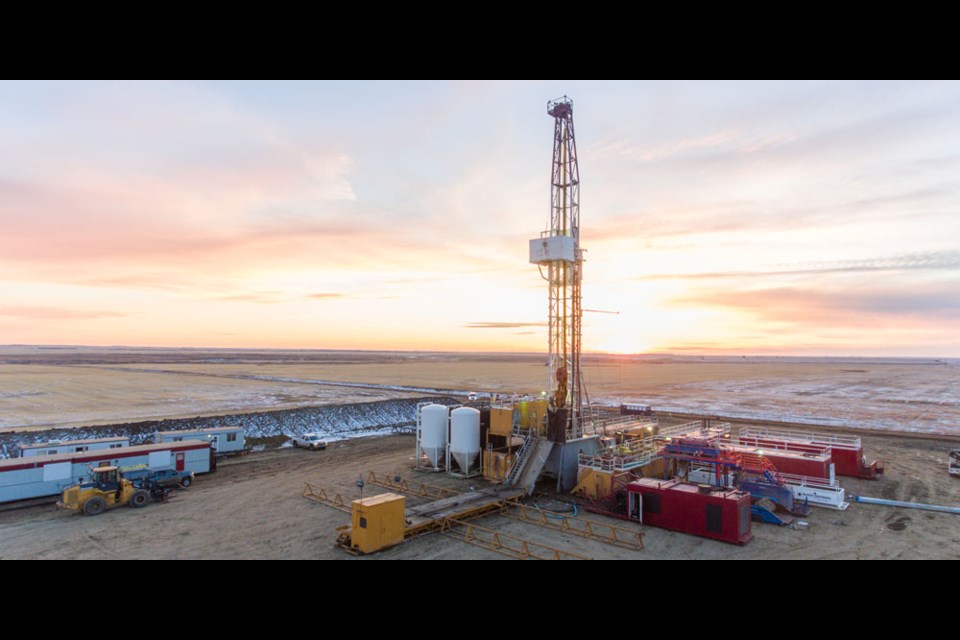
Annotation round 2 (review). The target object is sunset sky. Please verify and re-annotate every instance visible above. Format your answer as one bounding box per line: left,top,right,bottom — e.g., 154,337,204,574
1,80,958,356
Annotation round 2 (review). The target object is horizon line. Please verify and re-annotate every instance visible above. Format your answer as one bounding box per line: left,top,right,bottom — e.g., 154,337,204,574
0,343,956,360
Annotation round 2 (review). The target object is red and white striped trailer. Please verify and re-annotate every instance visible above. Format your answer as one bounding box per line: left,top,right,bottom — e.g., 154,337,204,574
0,441,214,504
738,427,883,479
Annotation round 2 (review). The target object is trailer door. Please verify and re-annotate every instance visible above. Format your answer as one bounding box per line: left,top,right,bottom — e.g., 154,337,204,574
628,491,642,522
706,504,723,534
175,452,185,471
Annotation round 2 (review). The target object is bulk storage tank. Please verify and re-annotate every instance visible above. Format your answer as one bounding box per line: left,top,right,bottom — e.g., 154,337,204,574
418,404,448,468
449,407,481,474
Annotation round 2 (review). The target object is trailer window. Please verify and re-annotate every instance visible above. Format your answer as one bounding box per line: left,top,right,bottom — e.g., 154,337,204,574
109,444,122,449
42,462,72,482
227,433,238,443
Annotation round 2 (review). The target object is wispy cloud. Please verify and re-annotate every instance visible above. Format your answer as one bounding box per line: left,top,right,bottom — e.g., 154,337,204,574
600,130,801,162
465,322,546,329
70,274,200,292
0,306,130,320
641,250,960,281
587,186,957,244
308,293,343,300
0,174,374,265
216,292,284,304
673,284,960,325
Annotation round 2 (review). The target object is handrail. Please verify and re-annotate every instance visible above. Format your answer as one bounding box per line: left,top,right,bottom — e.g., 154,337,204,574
725,438,831,458
778,472,841,489
504,436,533,487
739,426,862,449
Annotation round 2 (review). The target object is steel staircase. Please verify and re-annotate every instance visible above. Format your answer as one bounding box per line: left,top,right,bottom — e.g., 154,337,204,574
739,451,784,486
504,437,555,495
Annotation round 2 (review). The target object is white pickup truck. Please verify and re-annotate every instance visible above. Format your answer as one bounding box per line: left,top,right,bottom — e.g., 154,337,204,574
292,433,328,450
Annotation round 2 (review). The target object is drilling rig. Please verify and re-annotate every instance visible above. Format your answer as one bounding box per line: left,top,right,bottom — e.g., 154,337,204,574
476,96,599,493
530,96,585,443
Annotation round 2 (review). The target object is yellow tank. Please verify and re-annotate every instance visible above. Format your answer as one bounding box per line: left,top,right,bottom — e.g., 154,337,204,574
572,468,638,501
521,399,548,433
483,449,514,483
489,407,514,436
349,493,406,554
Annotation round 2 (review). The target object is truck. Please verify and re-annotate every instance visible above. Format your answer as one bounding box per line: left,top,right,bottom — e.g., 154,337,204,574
949,450,960,477
292,433,328,450
122,466,194,488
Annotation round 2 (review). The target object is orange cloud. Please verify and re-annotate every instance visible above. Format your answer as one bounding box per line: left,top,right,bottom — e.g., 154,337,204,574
0,306,130,320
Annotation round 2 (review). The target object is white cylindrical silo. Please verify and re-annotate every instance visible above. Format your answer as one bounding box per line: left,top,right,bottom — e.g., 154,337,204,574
419,404,448,467
450,407,481,473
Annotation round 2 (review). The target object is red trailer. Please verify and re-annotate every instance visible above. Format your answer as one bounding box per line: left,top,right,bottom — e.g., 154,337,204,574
725,441,834,481
625,478,753,545
763,451,833,481
739,427,883,479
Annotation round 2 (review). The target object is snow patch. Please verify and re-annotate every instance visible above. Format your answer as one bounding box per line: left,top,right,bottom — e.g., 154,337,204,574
0,396,459,455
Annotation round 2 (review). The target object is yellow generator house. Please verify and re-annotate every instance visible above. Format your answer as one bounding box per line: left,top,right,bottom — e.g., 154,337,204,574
342,493,406,554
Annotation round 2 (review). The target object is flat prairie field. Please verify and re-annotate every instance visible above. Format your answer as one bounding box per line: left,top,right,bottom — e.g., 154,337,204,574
0,347,957,435
2,433,958,560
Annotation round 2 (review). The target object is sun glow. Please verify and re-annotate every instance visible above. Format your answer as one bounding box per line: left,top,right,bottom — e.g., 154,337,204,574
590,335,653,355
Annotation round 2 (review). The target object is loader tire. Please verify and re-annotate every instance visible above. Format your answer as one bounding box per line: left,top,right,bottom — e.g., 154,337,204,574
129,490,150,508
84,497,107,516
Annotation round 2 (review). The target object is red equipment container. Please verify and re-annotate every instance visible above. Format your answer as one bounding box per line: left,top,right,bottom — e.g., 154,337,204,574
726,443,834,481
761,451,833,480
625,478,753,545
738,428,883,479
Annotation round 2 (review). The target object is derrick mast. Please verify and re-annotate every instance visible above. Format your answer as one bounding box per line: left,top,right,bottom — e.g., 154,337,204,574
529,96,584,441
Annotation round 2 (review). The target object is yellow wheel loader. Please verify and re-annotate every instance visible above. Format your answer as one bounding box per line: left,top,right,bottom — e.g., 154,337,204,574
58,466,163,516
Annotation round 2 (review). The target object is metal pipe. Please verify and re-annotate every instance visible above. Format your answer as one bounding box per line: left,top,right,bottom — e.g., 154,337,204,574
854,495,960,515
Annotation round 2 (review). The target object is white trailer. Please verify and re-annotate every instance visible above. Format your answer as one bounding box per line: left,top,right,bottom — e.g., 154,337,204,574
18,436,130,458
0,441,213,504
780,473,849,510
154,427,245,454
686,466,849,510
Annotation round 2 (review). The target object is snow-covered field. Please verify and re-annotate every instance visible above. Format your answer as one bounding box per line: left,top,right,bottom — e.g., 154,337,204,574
601,372,960,434
1,348,957,451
